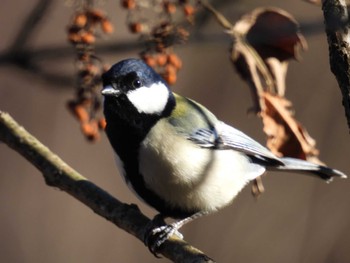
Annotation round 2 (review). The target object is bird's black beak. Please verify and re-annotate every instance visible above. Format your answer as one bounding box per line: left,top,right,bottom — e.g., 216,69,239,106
101,85,121,97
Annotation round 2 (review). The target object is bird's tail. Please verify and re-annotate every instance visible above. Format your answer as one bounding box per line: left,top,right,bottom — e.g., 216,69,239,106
267,157,347,182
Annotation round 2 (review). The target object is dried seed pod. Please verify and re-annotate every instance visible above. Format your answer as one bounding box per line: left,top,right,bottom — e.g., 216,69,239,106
163,64,177,85
121,0,136,9
101,19,114,33
81,120,100,141
67,102,90,122
98,118,107,130
142,54,157,67
163,72,177,85
81,32,96,44
164,2,177,14
167,53,182,69
183,4,195,16
73,13,88,28
164,63,177,74
129,22,144,33
156,53,168,66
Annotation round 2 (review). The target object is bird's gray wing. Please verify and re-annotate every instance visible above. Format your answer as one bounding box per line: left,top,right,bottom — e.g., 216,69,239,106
188,122,346,180
188,121,283,165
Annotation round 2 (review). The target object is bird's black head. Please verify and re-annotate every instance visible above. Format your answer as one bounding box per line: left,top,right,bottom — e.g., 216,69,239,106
102,59,175,133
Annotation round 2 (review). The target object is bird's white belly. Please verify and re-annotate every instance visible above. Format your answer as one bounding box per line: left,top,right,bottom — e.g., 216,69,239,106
139,121,265,213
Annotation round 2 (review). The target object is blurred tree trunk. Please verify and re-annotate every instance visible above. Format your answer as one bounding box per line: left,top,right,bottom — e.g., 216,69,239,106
322,0,350,130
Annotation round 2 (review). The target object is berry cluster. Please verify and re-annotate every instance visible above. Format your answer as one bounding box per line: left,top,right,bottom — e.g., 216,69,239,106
67,7,113,141
67,8,113,44
121,0,197,85
141,52,182,84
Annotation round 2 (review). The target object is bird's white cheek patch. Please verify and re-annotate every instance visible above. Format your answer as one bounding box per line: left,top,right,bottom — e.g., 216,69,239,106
126,82,169,114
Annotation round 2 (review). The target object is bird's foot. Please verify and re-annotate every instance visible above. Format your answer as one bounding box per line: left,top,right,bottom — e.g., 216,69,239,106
144,215,183,257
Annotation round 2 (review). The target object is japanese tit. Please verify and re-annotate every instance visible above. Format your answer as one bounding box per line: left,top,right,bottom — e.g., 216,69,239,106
101,58,346,253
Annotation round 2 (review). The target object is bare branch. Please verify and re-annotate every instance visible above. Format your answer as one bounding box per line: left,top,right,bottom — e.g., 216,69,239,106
0,111,215,263
322,0,350,130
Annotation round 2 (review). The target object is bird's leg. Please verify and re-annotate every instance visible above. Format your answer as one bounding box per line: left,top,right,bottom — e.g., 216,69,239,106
144,211,209,256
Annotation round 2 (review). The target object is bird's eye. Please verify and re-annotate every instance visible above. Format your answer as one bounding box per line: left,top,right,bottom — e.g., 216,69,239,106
132,78,142,88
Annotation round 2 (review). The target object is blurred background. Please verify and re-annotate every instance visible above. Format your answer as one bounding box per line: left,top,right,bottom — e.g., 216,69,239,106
1,0,350,262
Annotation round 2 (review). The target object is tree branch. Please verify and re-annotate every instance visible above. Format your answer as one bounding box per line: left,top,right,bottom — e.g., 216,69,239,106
10,0,53,52
322,0,350,130
0,111,215,263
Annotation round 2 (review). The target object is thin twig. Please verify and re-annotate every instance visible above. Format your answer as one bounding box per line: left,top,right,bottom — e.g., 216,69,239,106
0,111,215,263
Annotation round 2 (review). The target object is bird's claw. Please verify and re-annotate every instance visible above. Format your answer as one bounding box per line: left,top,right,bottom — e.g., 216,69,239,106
144,217,184,257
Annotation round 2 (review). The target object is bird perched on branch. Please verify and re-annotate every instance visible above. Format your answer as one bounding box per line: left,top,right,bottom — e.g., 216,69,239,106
101,58,346,254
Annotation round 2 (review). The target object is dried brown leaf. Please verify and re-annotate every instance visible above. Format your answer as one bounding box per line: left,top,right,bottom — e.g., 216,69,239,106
202,3,322,195
244,8,307,61
261,92,323,163
231,7,307,106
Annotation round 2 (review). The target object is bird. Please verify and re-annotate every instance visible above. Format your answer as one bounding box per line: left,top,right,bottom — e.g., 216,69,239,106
101,58,346,254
